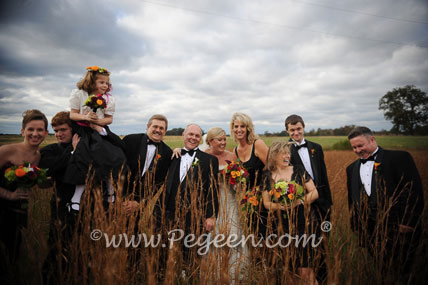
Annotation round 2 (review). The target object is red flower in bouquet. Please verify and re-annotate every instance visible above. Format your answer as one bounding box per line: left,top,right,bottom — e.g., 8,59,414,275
84,94,107,112
223,159,249,186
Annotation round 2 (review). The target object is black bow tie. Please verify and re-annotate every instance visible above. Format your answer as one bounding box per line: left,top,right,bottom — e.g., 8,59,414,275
181,149,195,156
147,138,160,147
360,150,378,164
295,142,307,150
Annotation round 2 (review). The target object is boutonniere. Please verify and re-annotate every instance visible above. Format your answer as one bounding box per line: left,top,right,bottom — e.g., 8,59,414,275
311,149,315,157
192,157,200,168
374,162,381,173
155,154,161,161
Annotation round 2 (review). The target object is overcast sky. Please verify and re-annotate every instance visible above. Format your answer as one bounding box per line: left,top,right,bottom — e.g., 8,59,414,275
1,0,427,135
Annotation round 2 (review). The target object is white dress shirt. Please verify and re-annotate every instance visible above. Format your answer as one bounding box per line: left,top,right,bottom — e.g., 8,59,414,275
294,139,314,180
142,144,156,176
359,147,379,196
180,148,197,182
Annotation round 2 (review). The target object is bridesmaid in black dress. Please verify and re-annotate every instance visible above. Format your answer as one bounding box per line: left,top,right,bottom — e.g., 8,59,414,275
262,141,319,284
0,110,48,265
229,112,268,236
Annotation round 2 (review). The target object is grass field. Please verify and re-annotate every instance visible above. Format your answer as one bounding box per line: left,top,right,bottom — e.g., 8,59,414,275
2,149,427,283
1,134,428,150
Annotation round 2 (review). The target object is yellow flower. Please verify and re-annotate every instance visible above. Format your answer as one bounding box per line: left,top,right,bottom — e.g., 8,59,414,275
236,171,241,177
96,99,103,105
288,193,294,200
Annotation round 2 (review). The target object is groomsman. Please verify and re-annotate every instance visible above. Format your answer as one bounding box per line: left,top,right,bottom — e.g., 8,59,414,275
122,114,173,215
285,114,332,221
39,111,79,283
165,124,219,233
346,126,424,281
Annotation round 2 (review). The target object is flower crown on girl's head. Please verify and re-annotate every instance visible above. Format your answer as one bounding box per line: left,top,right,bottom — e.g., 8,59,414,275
86,66,110,75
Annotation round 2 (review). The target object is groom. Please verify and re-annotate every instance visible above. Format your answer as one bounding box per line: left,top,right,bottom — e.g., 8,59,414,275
164,124,219,233
285,114,332,221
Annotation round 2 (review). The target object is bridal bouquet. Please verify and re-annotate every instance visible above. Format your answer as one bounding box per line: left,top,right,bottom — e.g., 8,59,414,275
84,94,107,112
222,159,249,186
271,180,304,213
4,163,48,188
240,186,262,213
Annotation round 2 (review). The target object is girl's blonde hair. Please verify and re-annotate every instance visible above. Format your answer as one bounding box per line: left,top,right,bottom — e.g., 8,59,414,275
265,141,294,172
206,127,226,146
77,68,111,94
229,112,259,144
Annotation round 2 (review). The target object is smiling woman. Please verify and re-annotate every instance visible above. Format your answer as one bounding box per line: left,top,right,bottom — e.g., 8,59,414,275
0,109,48,264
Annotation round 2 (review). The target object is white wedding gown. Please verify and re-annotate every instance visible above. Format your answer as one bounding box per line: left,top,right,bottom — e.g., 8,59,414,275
215,165,249,283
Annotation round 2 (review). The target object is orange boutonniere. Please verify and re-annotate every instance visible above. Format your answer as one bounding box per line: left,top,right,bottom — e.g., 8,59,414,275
311,149,315,157
374,162,381,172
156,154,161,160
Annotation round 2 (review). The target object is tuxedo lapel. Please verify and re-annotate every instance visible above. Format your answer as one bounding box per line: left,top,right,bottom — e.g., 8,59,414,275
290,144,303,166
138,134,149,170
166,157,181,196
370,147,384,199
307,141,319,183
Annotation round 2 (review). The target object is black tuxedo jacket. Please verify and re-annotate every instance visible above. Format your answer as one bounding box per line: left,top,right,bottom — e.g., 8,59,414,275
122,133,172,201
164,149,219,231
346,147,424,236
290,139,332,219
40,142,75,204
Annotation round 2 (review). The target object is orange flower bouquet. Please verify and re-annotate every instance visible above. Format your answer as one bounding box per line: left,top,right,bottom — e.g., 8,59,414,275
271,180,304,216
4,163,47,188
240,186,262,213
84,94,107,112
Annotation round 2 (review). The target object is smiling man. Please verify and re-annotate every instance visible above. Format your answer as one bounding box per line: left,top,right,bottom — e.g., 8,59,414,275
347,126,424,282
122,114,173,215
165,124,219,232
285,114,332,221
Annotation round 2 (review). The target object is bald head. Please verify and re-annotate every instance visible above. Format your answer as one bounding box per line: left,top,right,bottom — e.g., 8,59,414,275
183,124,202,150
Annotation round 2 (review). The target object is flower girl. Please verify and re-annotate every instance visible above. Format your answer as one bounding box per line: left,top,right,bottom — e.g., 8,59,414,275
64,66,126,212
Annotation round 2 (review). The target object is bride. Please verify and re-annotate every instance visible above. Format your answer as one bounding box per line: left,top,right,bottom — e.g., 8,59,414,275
204,127,249,283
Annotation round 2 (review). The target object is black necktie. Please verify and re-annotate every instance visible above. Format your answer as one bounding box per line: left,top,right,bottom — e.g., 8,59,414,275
147,138,160,147
181,149,195,156
295,142,307,150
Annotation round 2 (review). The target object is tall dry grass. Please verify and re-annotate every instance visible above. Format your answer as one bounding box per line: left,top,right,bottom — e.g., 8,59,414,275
1,150,427,284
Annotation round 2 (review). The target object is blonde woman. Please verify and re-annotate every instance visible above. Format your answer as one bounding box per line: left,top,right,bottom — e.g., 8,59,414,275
230,112,269,237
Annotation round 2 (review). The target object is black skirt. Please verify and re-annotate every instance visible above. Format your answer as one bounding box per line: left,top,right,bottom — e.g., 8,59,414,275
64,122,126,185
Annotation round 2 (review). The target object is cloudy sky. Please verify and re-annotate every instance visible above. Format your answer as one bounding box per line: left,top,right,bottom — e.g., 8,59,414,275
1,0,427,135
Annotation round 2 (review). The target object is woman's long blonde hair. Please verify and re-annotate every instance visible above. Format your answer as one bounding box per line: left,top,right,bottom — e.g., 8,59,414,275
229,112,258,144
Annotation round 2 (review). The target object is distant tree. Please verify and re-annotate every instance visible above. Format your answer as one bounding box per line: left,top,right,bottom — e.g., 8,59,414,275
379,85,428,135
165,127,185,136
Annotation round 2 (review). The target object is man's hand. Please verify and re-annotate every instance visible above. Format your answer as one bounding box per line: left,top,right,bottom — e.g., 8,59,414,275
204,217,216,232
123,200,139,216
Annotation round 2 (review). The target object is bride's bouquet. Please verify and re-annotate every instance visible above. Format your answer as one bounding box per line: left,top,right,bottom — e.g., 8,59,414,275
271,180,304,217
222,159,249,186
